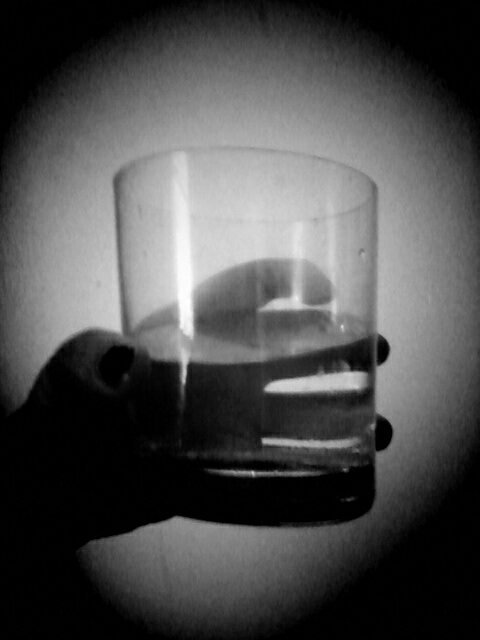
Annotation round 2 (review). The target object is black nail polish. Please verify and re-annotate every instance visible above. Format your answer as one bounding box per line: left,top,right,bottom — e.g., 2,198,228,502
375,415,393,451
377,335,390,365
98,345,135,387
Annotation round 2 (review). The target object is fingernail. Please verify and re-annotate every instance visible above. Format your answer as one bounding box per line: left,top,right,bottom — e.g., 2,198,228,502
377,335,390,365
375,415,393,451
98,345,135,388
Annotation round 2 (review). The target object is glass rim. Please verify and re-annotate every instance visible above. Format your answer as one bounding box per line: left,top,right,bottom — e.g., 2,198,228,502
114,144,378,193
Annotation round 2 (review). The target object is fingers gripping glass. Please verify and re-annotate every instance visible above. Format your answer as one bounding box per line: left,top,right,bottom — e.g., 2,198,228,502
114,147,378,525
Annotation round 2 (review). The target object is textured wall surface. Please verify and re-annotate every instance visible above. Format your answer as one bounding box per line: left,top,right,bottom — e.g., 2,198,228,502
1,3,479,638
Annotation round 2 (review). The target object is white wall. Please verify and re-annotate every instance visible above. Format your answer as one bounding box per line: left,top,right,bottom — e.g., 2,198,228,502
1,3,479,638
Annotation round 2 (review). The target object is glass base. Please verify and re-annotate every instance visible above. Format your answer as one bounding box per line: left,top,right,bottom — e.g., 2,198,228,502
170,460,375,526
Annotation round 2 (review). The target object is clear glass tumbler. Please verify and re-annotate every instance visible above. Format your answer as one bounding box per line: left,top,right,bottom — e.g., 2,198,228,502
114,147,378,525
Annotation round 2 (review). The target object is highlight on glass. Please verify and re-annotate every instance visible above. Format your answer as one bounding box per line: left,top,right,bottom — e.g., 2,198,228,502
114,147,378,525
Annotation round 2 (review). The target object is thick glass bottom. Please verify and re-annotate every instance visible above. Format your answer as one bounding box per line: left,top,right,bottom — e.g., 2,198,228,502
169,460,375,526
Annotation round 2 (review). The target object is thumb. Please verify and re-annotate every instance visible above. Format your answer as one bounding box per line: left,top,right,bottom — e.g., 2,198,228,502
29,328,151,412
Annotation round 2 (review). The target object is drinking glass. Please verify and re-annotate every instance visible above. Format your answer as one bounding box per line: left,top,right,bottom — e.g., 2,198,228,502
114,147,377,524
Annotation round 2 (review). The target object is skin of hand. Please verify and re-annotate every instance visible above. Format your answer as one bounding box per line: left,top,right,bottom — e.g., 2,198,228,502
2,259,391,551
2,330,178,553
1,260,391,638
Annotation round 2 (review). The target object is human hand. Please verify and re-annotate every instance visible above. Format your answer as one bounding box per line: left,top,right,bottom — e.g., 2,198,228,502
3,260,391,549
3,330,176,551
